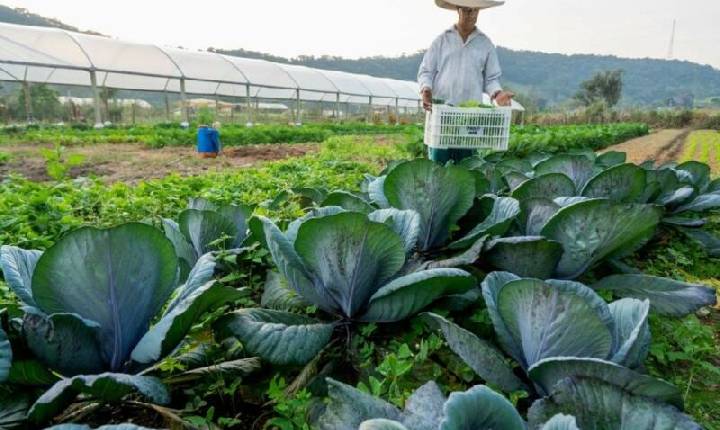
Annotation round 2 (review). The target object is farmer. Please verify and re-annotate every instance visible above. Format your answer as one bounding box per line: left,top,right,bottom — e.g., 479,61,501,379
418,0,514,163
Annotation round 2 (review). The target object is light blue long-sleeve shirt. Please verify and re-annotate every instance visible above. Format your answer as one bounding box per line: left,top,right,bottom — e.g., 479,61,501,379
418,26,503,106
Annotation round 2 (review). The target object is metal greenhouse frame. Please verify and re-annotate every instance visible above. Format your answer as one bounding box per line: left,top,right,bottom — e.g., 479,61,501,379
0,22,423,126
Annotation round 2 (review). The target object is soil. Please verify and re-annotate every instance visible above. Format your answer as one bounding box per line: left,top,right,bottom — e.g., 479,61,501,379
599,128,691,166
0,142,317,184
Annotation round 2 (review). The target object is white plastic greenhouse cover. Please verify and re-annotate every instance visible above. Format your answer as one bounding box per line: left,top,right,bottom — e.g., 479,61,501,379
0,22,424,106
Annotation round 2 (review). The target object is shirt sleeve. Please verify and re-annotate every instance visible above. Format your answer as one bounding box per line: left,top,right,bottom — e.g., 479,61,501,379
418,37,440,93
483,44,503,97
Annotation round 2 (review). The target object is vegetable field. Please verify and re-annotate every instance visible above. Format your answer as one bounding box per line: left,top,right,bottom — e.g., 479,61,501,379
681,130,720,174
0,128,718,430
0,122,649,153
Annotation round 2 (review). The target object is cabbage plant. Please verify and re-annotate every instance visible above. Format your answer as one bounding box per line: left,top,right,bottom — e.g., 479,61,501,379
216,208,475,366
422,272,704,428
315,378,531,430
162,197,253,280
0,223,245,424
0,326,10,383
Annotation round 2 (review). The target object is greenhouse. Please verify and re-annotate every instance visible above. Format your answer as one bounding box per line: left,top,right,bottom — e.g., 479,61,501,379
0,22,426,125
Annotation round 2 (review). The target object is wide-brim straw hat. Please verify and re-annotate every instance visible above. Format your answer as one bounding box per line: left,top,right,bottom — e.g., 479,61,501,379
435,0,505,10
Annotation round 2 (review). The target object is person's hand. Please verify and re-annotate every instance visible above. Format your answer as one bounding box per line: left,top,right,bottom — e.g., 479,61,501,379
422,88,433,112
493,90,515,107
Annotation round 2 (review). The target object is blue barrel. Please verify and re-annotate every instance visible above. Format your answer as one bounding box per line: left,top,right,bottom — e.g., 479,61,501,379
197,126,219,153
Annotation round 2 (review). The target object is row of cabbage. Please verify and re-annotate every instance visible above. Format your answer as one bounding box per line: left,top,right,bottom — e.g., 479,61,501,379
0,148,718,429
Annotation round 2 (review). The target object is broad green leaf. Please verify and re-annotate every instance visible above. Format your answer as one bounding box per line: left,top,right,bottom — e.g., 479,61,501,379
709,177,720,192
596,151,627,169
215,309,333,366
497,158,534,175
581,163,646,203
179,209,238,255
170,357,261,382
28,373,170,424
540,414,579,430
322,191,375,213
0,245,42,307
609,299,650,369
31,224,178,371
553,197,592,207
0,327,10,382
593,275,717,317
481,272,523,363
504,171,530,191
422,313,526,393
295,212,406,318
541,200,662,279
656,186,694,207
368,209,421,253
534,154,595,191
672,192,720,214
286,206,348,244
8,359,59,386
527,378,698,429
661,217,706,227
384,159,476,250
497,279,614,369
426,236,486,269
512,173,576,202
253,216,337,314
439,385,525,430
360,269,475,323
217,204,253,246
528,357,683,407
0,389,30,430
292,186,328,208
23,311,105,376
519,198,559,236
165,252,217,311
188,197,216,211
161,218,196,280
131,281,245,366
260,271,309,311
449,197,520,250
360,420,409,430
316,378,401,430
400,381,446,430
678,227,720,257
368,176,390,209
485,236,562,279
676,161,711,191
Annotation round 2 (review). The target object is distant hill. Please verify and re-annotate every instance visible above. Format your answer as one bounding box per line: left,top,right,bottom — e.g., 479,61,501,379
0,5,102,35
1,5,718,108
212,47,720,108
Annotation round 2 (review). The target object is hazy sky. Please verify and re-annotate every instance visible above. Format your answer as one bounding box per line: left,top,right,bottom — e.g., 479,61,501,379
3,0,719,69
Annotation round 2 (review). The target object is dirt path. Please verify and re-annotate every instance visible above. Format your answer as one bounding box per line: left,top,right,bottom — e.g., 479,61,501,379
0,142,318,183
600,129,691,165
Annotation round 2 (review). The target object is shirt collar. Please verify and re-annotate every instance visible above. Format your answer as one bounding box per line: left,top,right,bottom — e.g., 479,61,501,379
447,25,483,44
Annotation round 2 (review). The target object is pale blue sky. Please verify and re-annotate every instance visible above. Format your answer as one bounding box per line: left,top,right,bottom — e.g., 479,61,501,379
3,0,719,69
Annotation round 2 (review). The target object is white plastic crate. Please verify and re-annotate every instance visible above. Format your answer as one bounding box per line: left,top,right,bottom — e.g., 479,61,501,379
424,104,512,150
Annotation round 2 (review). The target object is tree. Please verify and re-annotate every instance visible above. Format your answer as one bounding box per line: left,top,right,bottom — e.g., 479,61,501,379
574,70,624,107
15,83,62,121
